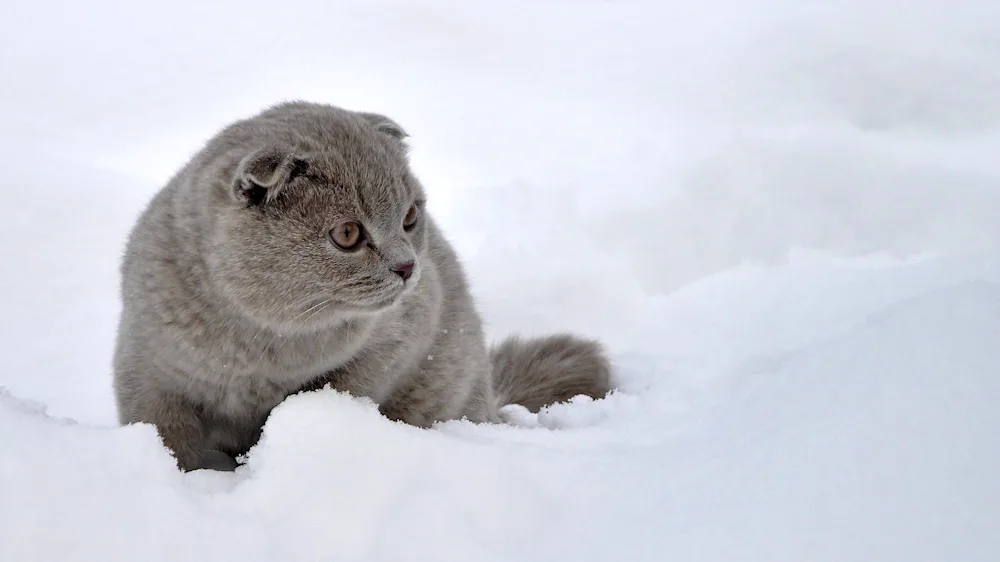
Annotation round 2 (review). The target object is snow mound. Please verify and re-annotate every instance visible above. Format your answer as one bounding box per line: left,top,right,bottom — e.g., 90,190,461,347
2,255,998,561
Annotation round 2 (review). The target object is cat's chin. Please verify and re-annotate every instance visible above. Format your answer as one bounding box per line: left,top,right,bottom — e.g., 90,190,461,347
336,289,406,315
360,291,406,312
358,274,420,312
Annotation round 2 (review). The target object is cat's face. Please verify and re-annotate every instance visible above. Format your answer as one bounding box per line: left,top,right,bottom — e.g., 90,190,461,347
207,114,428,331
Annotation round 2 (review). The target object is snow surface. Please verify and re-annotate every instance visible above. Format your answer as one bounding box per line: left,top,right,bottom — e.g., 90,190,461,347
2,1,999,560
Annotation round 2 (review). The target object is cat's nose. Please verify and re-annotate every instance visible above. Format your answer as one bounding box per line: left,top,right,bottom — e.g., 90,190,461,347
391,261,414,281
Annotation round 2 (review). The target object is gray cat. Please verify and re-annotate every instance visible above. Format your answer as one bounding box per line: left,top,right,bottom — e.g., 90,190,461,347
113,101,612,472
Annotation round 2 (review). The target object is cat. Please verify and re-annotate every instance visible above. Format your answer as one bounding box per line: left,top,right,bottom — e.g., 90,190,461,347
112,101,612,471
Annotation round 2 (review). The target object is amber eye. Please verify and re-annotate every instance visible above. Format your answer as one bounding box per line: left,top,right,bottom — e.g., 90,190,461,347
403,205,418,230
330,221,363,250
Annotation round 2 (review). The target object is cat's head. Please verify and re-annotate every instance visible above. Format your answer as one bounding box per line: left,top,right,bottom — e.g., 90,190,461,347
206,107,429,331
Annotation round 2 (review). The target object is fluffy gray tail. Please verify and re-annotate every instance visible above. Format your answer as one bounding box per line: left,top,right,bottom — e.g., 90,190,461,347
490,333,613,412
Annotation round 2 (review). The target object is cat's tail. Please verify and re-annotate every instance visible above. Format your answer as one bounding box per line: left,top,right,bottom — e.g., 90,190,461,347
490,333,613,413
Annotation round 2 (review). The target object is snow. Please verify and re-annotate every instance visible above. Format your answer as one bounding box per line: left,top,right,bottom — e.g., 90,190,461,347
1,1,999,560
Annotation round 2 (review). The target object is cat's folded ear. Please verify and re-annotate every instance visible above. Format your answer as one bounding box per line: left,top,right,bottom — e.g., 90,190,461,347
357,112,408,140
232,146,310,206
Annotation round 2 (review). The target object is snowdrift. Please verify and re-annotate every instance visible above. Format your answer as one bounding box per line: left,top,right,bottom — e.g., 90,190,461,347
3,254,998,561
2,0,999,560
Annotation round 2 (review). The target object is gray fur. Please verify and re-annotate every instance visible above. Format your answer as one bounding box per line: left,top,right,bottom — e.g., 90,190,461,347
112,101,613,471
491,334,612,413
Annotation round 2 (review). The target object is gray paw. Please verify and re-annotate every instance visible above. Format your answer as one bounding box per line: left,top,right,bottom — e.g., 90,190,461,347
197,449,239,472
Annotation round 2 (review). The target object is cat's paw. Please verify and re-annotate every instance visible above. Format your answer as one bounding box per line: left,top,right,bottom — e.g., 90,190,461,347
498,404,541,428
378,402,432,428
195,449,239,472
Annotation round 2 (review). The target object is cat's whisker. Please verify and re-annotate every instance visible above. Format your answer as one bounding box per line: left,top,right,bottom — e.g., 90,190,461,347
268,297,338,360
249,296,337,373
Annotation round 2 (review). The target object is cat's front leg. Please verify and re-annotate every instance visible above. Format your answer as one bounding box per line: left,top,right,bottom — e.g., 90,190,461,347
121,387,237,471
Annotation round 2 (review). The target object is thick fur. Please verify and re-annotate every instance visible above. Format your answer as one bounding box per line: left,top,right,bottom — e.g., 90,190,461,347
112,101,613,472
491,335,612,413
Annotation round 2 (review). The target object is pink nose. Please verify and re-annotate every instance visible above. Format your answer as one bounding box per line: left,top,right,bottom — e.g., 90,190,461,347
392,261,414,281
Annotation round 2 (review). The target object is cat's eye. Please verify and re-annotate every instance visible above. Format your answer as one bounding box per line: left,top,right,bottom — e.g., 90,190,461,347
403,205,418,231
330,221,363,250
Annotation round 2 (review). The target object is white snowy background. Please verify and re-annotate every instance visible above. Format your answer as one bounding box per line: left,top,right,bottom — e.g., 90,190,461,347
2,1,999,560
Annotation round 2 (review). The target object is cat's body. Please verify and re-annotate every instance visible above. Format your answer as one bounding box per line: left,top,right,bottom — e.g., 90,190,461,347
113,101,612,471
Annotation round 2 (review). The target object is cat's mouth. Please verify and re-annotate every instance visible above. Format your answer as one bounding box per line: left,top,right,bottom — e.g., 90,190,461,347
343,280,414,313
289,270,419,318
370,276,419,308
371,271,421,308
